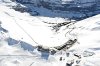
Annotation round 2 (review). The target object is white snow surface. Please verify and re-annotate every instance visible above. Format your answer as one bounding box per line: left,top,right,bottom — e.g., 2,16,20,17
0,1,100,66
0,4,72,47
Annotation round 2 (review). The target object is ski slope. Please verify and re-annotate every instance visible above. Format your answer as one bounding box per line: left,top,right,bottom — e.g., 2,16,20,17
0,1,100,66
0,4,74,47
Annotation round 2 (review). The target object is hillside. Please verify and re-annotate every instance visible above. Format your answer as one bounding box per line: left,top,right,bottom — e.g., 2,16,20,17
0,0,100,66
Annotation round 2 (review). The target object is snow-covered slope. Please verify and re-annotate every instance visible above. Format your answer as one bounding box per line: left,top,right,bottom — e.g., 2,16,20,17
0,4,75,47
0,1,100,66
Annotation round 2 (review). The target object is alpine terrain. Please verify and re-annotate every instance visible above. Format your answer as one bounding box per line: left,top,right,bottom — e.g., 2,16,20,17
0,0,100,66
